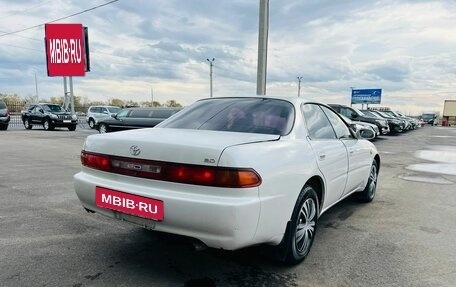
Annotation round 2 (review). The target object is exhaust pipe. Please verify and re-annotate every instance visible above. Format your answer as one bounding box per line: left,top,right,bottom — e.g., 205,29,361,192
191,239,208,252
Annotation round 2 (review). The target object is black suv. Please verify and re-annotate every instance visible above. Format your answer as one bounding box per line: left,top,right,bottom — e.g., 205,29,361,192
22,103,78,131
0,99,10,130
328,104,390,135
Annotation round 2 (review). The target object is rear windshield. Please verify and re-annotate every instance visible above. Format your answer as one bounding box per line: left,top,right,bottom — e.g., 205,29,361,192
159,98,295,135
0,101,6,109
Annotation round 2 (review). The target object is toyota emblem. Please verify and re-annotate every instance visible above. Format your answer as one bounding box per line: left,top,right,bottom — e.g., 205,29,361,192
130,145,141,156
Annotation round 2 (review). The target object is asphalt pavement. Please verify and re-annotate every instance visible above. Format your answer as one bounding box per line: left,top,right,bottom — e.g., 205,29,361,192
0,125,455,287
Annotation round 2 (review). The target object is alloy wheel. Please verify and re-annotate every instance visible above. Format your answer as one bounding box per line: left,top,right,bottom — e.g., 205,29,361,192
295,198,316,255
368,164,377,199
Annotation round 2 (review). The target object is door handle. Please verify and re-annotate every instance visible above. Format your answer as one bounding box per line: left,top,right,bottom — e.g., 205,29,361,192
319,154,326,160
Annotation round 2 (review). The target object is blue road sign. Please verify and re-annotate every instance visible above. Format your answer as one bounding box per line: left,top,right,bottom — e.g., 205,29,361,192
351,89,382,104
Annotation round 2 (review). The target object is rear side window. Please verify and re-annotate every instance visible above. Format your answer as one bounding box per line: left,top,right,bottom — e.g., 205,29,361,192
129,109,151,118
0,101,6,109
150,109,178,118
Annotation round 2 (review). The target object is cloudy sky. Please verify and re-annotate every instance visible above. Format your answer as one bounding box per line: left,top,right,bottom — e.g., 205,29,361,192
0,0,455,115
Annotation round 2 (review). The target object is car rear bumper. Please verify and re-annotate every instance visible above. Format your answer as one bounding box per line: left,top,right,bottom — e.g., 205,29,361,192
74,170,262,250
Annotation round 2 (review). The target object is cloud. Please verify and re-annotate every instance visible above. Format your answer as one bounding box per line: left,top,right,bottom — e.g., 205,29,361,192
0,0,455,114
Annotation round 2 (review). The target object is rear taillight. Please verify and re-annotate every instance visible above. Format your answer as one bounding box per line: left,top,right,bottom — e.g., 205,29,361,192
6,109,10,115
80,151,261,188
81,151,110,172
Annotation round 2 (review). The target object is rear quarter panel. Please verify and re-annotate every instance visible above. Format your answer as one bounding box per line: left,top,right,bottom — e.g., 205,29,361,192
218,137,321,245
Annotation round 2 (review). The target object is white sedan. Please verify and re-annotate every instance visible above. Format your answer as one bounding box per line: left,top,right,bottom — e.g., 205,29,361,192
74,97,380,265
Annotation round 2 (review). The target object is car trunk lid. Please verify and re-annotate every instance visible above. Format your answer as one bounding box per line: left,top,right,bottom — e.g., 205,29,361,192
84,128,280,166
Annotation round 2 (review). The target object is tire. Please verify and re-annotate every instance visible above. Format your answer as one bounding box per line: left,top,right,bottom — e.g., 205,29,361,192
24,119,33,129
274,185,319,265
357,160,378,203
99,123,108,133
43,119,54,131
88,119,95,129
68,125,77,131
0,124,7,130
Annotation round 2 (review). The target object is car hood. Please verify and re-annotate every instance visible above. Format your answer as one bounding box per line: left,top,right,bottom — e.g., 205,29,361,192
83,128,280,166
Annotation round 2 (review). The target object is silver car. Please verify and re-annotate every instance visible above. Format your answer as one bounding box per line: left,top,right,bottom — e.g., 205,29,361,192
86,106,122,129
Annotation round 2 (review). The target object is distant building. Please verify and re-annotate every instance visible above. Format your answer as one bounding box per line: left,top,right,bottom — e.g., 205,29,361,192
442,100,456,126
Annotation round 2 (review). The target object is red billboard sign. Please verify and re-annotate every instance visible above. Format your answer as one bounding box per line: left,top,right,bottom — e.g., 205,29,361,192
45,23,88,77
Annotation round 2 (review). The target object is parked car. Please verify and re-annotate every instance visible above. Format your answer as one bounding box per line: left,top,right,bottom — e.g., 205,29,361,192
340,114,379,139
22,103,78,131
396,112,420,129
74,97,380,265
384,111,418,130
0,99,10,130
328,104,390,135
362,110,406,134
378,110,413,130
86,105,122,129
96,107,182,133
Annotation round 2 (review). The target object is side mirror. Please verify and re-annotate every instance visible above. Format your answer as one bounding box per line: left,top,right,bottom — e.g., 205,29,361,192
351,112,358,118
103,111,109,114
358,127,375,140
111,114,117,118
39,109,44,113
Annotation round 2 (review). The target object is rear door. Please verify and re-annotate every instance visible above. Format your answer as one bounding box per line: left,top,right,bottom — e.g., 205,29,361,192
302,103,349,208
319,106,369,195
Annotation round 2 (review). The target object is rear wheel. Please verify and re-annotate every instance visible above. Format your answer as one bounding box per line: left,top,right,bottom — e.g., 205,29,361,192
24,119,33,129
274,185,319,265
43,119,54,131
99,123,108,133
357,160,378,203
0,124,7,130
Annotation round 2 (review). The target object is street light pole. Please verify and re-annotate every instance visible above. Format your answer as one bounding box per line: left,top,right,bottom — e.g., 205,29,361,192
256,0,269,95
206,58,215,98
297,76,303,97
